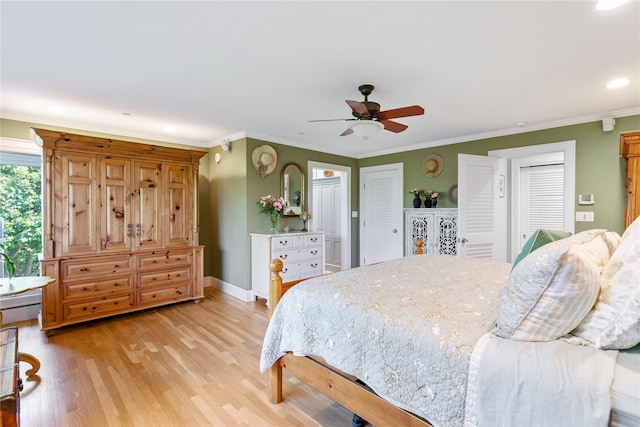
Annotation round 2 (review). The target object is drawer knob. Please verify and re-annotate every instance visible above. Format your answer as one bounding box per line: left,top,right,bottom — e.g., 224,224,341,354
282,268,288,273
114,301,119,305
311,250,318,255
279,254,288,259
176,290,182,295
80,267,88,272
311,263,318,268
279,240,288,245
82,287,88,291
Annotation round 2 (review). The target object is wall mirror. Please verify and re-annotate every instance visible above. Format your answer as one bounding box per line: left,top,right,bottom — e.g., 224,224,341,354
281,162,305,216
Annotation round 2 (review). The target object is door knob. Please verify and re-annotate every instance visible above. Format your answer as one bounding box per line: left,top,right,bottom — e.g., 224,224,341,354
392,229,397,233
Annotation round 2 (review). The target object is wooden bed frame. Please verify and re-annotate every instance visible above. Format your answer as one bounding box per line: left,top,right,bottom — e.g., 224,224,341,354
267,239,432,427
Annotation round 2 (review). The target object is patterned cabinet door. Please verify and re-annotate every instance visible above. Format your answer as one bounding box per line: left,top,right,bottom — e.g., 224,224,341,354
132,160,162,251
435,213,458,255
59,153,98,256
409,214,433,255
100,157,131,252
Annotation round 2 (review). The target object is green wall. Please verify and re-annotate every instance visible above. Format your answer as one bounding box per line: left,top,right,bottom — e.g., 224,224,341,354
360,115,640,235
3,115,639,290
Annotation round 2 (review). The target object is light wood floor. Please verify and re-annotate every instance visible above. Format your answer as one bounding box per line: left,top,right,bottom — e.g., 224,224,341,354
9,287,354,427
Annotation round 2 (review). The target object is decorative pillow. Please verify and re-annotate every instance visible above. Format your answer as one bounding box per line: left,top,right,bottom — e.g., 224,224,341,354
495,229,606,342
512,229,572,269
570,218,640,349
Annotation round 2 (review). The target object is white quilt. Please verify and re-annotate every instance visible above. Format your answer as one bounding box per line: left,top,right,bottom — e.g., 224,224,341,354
260,255,512,427
465,332,618,427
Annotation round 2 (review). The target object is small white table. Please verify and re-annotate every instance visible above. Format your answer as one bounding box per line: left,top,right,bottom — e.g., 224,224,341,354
0,276,54,376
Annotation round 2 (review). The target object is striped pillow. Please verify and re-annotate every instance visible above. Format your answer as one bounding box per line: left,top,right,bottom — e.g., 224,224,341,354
495,229,607,341
570,219,639,349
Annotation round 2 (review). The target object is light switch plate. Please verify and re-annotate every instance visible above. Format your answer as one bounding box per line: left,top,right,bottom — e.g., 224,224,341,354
576,212,594,222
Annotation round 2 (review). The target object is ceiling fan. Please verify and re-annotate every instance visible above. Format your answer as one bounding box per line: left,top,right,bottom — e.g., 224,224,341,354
309,84,425,139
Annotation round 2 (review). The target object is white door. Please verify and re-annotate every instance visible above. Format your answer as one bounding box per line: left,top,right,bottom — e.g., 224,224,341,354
516,163,565,256
458,154,507,261
360,163,403,265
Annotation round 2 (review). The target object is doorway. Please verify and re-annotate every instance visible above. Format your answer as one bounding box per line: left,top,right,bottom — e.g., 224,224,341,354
307,161,351,271
489,140,576,261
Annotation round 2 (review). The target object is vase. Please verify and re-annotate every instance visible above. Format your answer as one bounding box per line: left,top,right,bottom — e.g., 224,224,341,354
269,212,279,232
412,195,422,208
424,197,432,208
431,198,438,208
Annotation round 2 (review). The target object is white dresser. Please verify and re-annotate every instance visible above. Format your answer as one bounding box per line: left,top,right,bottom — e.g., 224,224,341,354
404,208,458,256
250,232,325,300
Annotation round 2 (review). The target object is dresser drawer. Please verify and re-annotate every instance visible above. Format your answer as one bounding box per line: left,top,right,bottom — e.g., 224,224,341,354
137,250,192,271
64,276,133,300
304,234,323,246
280,258,323,281
64,294,133,321
271,236,294,249
62,255,133,282
137,284,191,306
138,269,191,289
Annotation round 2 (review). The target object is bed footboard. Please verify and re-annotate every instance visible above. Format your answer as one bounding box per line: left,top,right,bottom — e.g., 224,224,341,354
266,259,432,426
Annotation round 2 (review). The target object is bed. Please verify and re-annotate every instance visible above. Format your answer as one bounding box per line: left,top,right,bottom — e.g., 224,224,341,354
260,219,640,427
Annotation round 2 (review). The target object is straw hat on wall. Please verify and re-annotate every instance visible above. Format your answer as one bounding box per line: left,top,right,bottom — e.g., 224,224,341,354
422,154,444,177
252,145,278,178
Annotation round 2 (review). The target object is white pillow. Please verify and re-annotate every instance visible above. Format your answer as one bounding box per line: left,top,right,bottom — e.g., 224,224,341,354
570,219,640,349
495,230,606,342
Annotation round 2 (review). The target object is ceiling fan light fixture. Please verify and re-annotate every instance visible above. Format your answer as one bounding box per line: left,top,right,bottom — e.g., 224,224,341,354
350,120,384,140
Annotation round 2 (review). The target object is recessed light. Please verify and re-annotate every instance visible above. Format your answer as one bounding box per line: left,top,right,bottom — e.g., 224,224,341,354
164,126,176,133
515,121,527,128
48,105,66,114
596,0,628,10
607,78,630,89
122,112,132,116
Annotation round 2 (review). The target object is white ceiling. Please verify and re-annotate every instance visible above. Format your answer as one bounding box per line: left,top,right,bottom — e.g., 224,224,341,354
1,1,639,159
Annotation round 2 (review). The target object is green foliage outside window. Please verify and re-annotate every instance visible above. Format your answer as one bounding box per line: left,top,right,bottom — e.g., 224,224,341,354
0,165,42,277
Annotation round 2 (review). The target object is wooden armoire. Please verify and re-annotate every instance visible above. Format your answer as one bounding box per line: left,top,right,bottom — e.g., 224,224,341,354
33,129,206,332
620,131,640,229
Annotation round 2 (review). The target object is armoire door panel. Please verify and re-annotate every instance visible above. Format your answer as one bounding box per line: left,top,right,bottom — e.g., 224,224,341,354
61,153,97,255
165,164,193,247
101,158,131,252
133,161,162,250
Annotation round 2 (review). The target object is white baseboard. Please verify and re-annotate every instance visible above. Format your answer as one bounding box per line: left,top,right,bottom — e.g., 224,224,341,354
204,276,255,302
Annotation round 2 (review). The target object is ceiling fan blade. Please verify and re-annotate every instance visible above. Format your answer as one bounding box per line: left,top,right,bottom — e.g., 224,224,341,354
378,105,424,120
380,119,408,133
345,100,370,116
340,128,354,136
308,118,356,122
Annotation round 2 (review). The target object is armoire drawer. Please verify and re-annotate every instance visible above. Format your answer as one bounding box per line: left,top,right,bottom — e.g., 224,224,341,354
137,284,191,306
64,276,133,300
138,269,191,289
63,294,134,321
62,256,133,282
137,250,192,271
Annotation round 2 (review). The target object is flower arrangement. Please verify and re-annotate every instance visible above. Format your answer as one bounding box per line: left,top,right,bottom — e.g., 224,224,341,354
408,188,423,196
257,195,290,215
424,190,443,199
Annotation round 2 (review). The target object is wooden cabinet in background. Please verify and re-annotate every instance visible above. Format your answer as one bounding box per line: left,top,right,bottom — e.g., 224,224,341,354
620,131,640,229
34,129,206,332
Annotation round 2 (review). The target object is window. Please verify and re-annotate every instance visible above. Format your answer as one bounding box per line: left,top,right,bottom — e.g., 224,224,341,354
0,141,42,278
